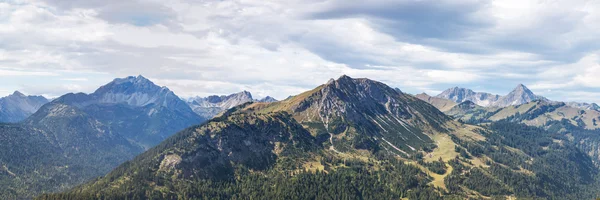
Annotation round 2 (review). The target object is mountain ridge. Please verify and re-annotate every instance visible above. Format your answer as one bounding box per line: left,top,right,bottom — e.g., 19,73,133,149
186,91,278,119
51,75,205,148
40,75,600,200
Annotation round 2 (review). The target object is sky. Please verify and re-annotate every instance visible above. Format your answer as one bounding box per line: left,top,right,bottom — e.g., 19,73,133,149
0,0,599,103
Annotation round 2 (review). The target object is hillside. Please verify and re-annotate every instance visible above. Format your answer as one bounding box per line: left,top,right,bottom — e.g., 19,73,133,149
0,102,143,199
416,93,457,112
0,76,207,199
38,76,600,200
235,75,450,155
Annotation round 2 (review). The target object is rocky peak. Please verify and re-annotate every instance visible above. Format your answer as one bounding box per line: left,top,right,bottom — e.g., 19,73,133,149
436,87,476,102
0,91,49,122
10,91,26,98
234,75,450,155
492,84,542,107
231,91,253,101
512,84,533,95
90,75,179,107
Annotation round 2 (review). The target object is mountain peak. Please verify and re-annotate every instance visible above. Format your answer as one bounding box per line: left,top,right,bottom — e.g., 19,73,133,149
0,91,49,123
491,84,545,107
86,75,184,108
11,91,25,97
231,76,450,155
258,96,278,103
513,83,531,92
116,75,153,85
508,84,534,96
338,74,352,80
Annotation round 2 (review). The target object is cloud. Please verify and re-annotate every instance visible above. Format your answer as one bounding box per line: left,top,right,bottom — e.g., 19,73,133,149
0,68,59,76
307,0,493,39
37,0,177,27
0,0,599,104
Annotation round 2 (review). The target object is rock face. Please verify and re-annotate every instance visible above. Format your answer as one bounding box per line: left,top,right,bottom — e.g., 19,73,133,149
435,87,501,107
52,75,205,148
0,91,49,122
236,75,450,155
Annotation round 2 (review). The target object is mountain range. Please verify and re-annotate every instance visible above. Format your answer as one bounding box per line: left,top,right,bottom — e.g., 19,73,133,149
420,84,600,130
435,84,549,108
0,91,48,123
420,84,600,168
2,75,600,199
0,75,208,199
38,75,600,200
186,91,277,119
53,75,206,148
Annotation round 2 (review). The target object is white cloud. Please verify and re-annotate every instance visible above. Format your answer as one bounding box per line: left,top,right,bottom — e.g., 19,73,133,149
0,68,59,76
0,0,599,103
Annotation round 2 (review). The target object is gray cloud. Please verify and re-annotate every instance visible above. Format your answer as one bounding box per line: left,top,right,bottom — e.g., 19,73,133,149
39,0,177,26
308,0,493,39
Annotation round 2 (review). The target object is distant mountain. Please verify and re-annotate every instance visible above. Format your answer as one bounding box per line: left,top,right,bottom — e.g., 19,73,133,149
0,75,207,199
53,75,205,148
0,91,48,122
567,102,600,111
187,91,278,119
44,75,599,200
257,96,278,103
435,87,501,107
187,91,254,119
492,84,547,107
435,84,548,108
415,93,457,112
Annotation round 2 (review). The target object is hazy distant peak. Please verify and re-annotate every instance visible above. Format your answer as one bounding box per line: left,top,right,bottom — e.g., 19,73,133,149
258,96,278,103
11,90,25,97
